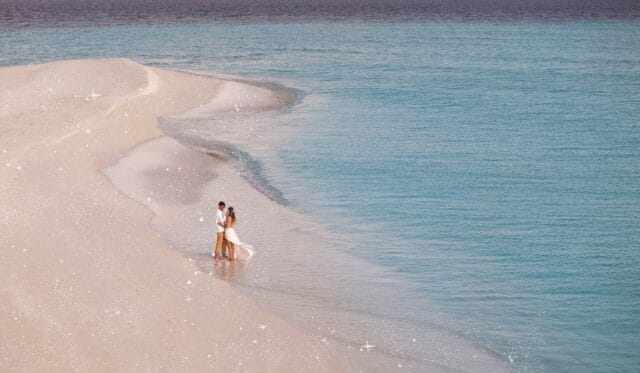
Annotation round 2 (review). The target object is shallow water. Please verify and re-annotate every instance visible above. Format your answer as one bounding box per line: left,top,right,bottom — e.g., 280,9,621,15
2,16,640,372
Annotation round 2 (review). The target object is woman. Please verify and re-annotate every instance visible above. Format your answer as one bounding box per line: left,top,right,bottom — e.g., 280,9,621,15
224,207,255,261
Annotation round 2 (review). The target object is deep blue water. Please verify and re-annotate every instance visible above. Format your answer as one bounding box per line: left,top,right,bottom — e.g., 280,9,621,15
2,18,639,372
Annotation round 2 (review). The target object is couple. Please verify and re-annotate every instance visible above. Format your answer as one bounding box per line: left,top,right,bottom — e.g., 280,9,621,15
213,201,254,261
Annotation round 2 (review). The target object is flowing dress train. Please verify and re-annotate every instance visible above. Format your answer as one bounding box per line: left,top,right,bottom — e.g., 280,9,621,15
224,227,255,260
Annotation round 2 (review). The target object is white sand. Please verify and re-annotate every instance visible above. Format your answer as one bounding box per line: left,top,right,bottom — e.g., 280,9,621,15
0,58,344,371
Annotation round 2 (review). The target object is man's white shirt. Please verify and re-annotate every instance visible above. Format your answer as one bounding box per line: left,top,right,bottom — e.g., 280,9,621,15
216,209,226,233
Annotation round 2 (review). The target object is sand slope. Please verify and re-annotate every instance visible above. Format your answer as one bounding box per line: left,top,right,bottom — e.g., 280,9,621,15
0,58,341,372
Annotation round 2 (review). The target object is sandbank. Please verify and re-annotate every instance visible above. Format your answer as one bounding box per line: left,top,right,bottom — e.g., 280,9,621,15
0,58,343,371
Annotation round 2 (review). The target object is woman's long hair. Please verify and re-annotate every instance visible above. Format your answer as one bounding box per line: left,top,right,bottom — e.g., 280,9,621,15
227,206,236,221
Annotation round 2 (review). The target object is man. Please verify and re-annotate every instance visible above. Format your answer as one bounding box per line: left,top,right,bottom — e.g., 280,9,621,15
213,201,227,259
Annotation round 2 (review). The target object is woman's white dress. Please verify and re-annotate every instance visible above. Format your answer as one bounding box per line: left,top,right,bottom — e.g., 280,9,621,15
225,227,255,260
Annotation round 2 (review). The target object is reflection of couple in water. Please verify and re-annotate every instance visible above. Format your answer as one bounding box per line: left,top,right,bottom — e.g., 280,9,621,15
213,201,254,261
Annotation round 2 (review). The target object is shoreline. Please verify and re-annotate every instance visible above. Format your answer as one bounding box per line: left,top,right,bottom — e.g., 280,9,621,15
1,58,509,372
0,58,345,371
105,64,510,371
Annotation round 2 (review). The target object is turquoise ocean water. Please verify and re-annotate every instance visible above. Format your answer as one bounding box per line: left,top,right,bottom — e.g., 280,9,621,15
2,17,639,372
